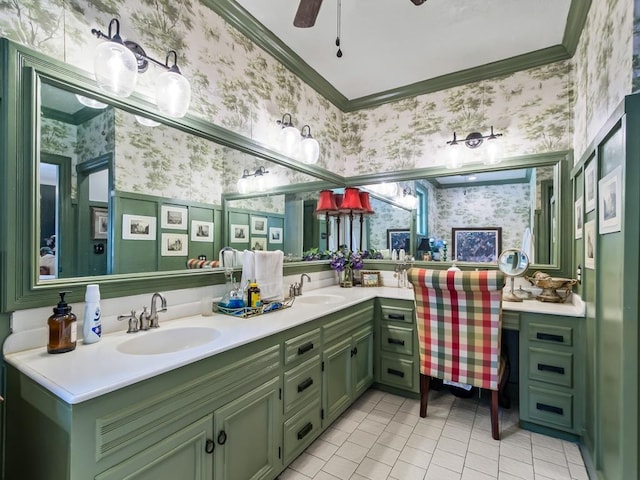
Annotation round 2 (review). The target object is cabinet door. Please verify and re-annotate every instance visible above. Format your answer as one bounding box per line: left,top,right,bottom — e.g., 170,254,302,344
352,325,374,397
95,415,213,480
213,377,281,480
322,337,353,426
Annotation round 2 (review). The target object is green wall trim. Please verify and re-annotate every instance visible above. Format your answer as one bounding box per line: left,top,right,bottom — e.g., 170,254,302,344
204,1,590,112
41,104,106,125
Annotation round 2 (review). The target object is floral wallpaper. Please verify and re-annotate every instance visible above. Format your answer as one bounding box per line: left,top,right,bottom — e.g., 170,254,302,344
634,0,640,93
368,198,411,251
572,0,634,162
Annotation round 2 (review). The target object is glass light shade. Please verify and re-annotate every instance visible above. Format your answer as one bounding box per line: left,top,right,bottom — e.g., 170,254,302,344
135,115,161,127
485,139,501,165
155,70,191,118
75,94,108,109
279,125,300,157
447,146,461,169
237,176,249,194
94,41,138,97
299,136,320,164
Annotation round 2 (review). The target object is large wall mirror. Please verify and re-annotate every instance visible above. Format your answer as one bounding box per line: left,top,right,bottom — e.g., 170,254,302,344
2,39,571,310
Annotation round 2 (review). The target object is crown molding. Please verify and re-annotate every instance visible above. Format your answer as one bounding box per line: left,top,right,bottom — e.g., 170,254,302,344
205,0,591,112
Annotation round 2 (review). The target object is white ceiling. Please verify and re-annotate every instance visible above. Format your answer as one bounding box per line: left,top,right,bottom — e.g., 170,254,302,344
235,0,573,101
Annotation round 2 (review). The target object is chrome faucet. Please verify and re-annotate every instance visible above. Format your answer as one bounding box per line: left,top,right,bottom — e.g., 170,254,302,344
298,274,311,295
117,310,139,333
147,292,167,328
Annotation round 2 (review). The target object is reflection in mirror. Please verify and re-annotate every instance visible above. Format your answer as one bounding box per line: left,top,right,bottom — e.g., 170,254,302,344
37,80,321,280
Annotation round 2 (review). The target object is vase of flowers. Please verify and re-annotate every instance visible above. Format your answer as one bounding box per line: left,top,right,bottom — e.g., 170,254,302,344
330,248,364,288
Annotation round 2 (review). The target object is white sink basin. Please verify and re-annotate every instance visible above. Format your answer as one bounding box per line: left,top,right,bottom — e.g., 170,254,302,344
295,294,346,306
116,327,220,355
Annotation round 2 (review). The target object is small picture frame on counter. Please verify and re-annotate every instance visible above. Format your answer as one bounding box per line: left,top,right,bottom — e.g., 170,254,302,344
361,271,382,287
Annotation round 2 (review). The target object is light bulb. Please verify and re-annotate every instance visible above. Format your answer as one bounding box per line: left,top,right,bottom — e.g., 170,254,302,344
155,70,191,118
94,41,138,97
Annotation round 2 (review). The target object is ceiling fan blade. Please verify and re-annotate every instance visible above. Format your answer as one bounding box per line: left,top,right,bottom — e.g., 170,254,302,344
410,0,427,5
294,0,323,28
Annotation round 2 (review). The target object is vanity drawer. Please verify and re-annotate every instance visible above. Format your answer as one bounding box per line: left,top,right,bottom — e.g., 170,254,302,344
283,355,321,414
380,305,414,324
380,324,414,356
528,348,573,387
527,386,573,429
283,399,322,464
379,354,416,391
284,328,321,365
528,323,573,347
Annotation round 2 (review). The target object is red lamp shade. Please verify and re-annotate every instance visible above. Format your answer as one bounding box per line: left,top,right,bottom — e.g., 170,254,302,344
340,187,363,212
315,190,338,213
331,193,344,215
358,192,374,214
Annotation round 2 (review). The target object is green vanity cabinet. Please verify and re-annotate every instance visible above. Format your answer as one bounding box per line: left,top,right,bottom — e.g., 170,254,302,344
518,312,585,437
374,298,419,395
95,414,214,480
213,377,281,480
322,302,374,426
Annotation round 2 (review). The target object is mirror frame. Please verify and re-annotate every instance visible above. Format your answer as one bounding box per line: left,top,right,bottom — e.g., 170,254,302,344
0,38,573,311
0,39,341,310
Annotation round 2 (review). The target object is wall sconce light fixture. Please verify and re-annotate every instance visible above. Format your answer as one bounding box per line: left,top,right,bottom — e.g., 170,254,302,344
91,18,191,118
446,126,503,168
237,166,271,194
276,114,321,163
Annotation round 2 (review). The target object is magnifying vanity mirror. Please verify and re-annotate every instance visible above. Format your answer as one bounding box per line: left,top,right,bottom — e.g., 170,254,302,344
498,248,530,302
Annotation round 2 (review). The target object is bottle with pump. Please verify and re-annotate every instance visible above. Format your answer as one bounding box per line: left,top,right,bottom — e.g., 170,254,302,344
47,291,77,354
83,284,102,344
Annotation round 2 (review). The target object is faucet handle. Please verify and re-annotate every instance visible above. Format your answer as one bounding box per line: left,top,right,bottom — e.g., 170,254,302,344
139,306,150,331
117,310,139,333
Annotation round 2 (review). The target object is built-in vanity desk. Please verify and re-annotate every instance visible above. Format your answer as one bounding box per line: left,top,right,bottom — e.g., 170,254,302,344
3,286,585,480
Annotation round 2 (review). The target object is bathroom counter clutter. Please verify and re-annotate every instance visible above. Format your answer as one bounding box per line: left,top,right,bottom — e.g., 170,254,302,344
4,285,585,405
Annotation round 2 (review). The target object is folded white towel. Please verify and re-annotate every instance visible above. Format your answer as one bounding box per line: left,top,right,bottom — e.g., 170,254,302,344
254,250,284,301
240,250,255,290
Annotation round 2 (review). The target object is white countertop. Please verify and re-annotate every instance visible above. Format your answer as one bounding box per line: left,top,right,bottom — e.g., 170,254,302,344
4,285,585,405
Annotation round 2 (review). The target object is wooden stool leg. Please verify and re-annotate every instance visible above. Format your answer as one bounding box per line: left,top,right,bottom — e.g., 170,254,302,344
420,374,430,417
491,389,499,440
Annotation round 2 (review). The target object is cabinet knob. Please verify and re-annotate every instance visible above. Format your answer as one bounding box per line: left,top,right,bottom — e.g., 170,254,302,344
217,430,227,445
205,439,215,454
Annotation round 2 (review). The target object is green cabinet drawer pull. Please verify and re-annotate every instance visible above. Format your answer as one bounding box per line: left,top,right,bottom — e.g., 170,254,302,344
298,342,314,355
351,347,358,357
217,430,227,445
536,402,563,415
537,363,565,375
536,332,564,342
297,377,314,393
205,439,215,454
388,313,405,320
297,422,313,440
387,368,405,378
387,338,405,346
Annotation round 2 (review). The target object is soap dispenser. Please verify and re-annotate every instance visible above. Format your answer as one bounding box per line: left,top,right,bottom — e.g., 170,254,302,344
47,291,77,354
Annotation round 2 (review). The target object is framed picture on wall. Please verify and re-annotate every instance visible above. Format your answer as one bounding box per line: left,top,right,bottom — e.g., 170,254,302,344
584,159,597,213
231,224,249,242
251,237,267,251
191,220,214,242
574,198,583,240
91,207,108,240
122,214,156,240
387,229,410,251
584,219,596,269
161,233,188,256
598,166,622,234
269,227,283,244
161,205,188,230
251,216,267,235
451,227,502,263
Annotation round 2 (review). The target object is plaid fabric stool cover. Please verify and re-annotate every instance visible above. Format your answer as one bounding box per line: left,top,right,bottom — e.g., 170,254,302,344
408,268,506,439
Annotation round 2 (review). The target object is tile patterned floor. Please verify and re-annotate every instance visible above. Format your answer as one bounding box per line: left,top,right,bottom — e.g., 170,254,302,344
279,389,589,480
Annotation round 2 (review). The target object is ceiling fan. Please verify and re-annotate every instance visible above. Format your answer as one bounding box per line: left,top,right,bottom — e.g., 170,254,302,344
294,0,426,28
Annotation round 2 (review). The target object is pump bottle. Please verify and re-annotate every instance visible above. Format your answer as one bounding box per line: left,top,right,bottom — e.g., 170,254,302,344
47,291,77,354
